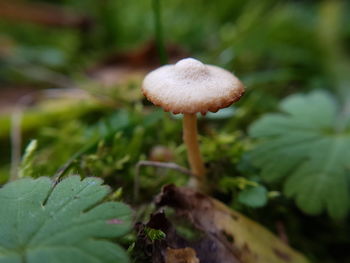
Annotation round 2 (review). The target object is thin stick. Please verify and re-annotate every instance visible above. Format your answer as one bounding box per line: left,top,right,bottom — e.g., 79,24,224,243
183,113,206,189
134,160,192,201
9,94,34,181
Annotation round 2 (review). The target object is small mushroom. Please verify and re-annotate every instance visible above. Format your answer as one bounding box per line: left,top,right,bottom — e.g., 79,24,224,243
142,58,244,191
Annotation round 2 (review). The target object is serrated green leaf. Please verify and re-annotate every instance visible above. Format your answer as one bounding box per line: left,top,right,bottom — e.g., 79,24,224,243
0,176,132,263
249,91,350,219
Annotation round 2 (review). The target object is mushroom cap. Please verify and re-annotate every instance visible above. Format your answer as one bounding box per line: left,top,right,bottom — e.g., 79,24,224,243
142,58,244,114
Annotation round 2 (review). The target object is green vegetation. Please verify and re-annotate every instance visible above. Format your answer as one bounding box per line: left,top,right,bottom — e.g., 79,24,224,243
0,176,132,263
0,0,350,262
249,91,350,219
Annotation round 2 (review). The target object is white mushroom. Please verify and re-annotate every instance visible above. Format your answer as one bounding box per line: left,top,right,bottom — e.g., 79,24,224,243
142,57,244,191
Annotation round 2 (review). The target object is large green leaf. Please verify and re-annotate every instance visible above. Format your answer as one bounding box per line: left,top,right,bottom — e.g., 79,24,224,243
0,176,132,263
249,91,350,219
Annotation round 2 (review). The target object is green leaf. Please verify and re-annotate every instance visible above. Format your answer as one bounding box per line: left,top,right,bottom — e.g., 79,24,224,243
0,176,132,263
144,227,166,242
249,91,350,219
19,140,38,179
238,186,268,208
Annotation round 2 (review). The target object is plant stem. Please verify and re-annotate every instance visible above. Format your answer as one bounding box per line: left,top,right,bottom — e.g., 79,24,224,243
134,160,192,201
152,0,168,64
10,109,22,181
183,113,206,190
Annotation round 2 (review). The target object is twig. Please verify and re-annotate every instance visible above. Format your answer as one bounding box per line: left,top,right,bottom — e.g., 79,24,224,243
134,161,192,201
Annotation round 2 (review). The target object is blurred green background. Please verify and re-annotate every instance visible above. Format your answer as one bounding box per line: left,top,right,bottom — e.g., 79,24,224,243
0,0,350,262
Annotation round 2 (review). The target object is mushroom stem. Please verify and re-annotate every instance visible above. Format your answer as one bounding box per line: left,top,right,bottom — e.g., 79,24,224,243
183,113,206,189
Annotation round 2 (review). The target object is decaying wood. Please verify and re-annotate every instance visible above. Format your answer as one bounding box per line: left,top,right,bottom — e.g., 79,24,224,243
136,185,309,263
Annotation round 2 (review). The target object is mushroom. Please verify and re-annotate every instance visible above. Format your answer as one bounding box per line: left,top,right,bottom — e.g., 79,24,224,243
142,58,244,191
